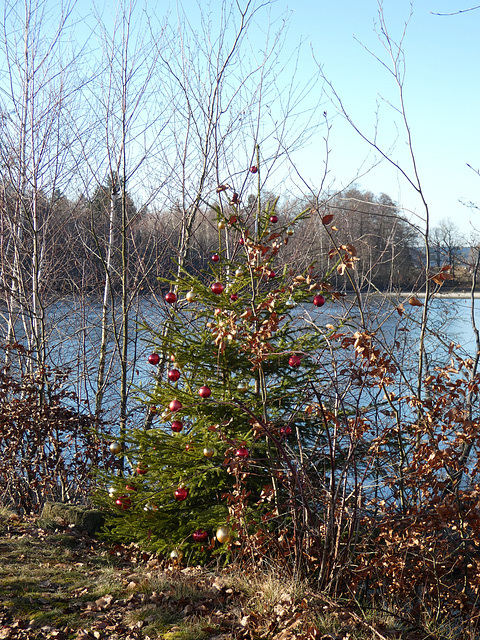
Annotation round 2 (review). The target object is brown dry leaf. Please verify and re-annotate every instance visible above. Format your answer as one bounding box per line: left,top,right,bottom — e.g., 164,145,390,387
396,303,404,316
408,296,423,307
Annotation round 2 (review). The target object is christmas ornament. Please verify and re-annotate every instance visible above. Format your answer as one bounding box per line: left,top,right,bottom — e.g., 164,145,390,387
125,484,137,492
148,353,160,365
313,294,325,307
268,271,276,279
186,290,196,302
285,298,296,309
115,495,131,510
211,253,220,262
203,446,215,458
169,399,182,412
170,549,183,560
199,385,211,398
165,292,177,304
185,443,194,451
109,442,122,455
171,420,183,433
270,215,278,223
174,486,189,501
216,526,231,543
170,354,176,362
286,227,294,236
218,220,226,230
168,369,181,382
230,293,238,302
239,238,245,245
235,268,244,277
249,166,258,173
192,529,209,542
289,354,303,368
211,282,224,295
236,382,248,394
136,465,147,475
281,426,292,436
236,447,249,458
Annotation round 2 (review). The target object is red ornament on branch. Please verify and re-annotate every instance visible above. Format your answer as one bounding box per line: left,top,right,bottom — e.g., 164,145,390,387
174,486,189,501
171,420,183,433
148,353,160,365
211,282,224,295
165,292,177,304
211,254,220,262
192,529,209,542
199,385,211,399
169,399,182,412
313,294,325,307
115,495,132,509
168,369,180,382
288,354,303,368
249,166,258,173
270,215,278,223
236,447,249,459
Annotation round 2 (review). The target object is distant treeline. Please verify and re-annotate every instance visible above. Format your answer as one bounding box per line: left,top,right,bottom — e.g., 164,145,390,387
3,179,461,299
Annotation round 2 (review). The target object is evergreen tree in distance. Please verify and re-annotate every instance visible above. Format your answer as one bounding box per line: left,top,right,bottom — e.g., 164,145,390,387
99,165,341,563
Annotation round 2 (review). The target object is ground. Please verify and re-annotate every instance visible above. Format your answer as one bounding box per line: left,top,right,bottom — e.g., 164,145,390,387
0,511,432,640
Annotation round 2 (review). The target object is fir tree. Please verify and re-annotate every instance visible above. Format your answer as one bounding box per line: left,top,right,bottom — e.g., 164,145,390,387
99,171,340,564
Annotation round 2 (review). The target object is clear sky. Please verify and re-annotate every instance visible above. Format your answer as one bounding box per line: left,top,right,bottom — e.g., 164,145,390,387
69,0,480,235
283,0,480,236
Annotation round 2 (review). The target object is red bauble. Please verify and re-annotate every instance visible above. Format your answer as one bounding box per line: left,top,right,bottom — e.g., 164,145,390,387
115,495,131,509
125,484,137,492
171,420,183,433
211,282,224,295
199,385,211,398
313,294,325,307
165,292,177,304
281,426,292,436
212,253,220,262
168,369,181,382
148,353,160,365
289,354,302,368
249,166,258,173
192,529,209,542
239,238,245,245
268,271,276,279
230,293,238,302
169,399,182,412
174,486,189,501
236,447,249,459
270,215,278,223
136,466,147,475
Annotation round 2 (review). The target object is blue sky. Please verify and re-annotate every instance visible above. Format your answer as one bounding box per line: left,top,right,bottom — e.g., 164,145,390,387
284,0,480,236
73,0,480,235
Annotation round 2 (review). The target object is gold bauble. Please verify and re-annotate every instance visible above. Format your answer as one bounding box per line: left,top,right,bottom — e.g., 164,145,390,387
286,227,294,236
109,442,122,455
216,526,231,544
186,290,196,302
218,221,226,230
170,548,183,561
203,447,215,458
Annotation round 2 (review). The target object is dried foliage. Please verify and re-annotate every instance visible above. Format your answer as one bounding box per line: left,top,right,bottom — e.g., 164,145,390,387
0,345,111,514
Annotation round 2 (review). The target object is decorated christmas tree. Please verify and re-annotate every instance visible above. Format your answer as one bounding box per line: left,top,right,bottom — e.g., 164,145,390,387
99,167,341,564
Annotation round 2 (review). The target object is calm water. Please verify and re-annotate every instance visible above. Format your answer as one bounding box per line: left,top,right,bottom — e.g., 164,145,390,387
2,294,480,424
